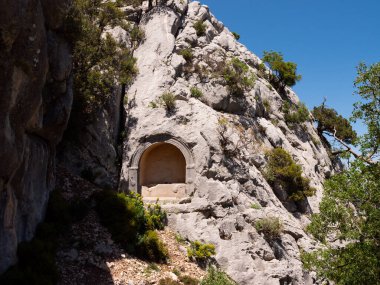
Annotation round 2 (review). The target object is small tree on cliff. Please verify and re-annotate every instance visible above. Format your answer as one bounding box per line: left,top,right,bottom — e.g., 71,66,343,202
262,51,302,88
312,102,357,155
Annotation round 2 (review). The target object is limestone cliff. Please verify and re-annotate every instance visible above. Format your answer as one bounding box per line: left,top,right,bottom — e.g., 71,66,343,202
0,0,336,283
118,1,334,284
0,0,72,272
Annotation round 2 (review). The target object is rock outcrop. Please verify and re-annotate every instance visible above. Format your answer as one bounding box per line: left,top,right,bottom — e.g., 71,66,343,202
119,1,334,284
0,0,335,282
0,0,72,272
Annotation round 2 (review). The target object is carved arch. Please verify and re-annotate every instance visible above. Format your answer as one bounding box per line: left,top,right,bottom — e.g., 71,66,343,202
128,136,195,194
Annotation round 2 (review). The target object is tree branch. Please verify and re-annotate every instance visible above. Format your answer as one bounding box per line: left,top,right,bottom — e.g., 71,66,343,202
323,131,377,165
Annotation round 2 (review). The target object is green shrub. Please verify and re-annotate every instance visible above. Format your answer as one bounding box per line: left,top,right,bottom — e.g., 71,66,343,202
193,20,206,36
175,234,187,245
130,25,145,46
190,87,204,99
159,278,181,285
231,32,240,40
283,101,310,125
146,202,167,230
187,241,216,262
222,58,256,96
255,217,283,240
250,203,261,210
95,190,146,250
179,48,194,63
149,101,159,108
264,148,316,201
94,190,169,261
179,275,199,285
262,99,271,113
138,230,168,262
159,92,177,111
200,267,236,285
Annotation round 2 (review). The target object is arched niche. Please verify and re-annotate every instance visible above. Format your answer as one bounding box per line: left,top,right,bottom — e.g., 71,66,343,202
128,137,195,199
140,143,186,186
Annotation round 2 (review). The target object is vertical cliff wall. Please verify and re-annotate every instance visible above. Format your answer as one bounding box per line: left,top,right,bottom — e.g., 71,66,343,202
0,0,72,272
119,1,335,284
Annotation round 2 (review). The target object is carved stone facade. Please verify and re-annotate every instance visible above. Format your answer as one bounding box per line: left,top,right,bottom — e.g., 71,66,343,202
128,136,195,198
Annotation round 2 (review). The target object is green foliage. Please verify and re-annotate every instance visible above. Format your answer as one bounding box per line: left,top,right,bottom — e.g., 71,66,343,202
250,203,261,210
159,278,181,285
179,48,194,63
130,25,145,47
146,202,167,230
231,32,240,40
149,92,177,111
262,51,302,87
255,217,283,241
200,267,236,285
264,148,316,201
351,62,380,159
94,190,168,262
312,104,357,144
149,101,159,108
222,58,256,96
282,101,310,125
159,92,177,111
64,0,139,123
303,162,380,284
95,190,146,248
302,62,380,284
179,275,199,285
193,20,207,36
262,99,271,113
190,87,204,99
187,241,216,262
138,230,168,262
175,234,187,245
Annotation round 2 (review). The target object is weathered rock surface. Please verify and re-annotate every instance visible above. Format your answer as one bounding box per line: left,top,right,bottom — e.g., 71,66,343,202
119,1,334,284
0,0,72,272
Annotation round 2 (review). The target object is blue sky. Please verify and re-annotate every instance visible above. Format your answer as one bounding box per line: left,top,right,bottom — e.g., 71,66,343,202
200,0,379,134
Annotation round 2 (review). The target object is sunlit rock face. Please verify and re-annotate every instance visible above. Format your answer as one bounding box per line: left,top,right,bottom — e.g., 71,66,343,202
0,0,72,272
118,1,334,284
0,0,335,282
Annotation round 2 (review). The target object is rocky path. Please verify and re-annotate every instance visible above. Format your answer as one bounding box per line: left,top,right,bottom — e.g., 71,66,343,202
56,167,205,285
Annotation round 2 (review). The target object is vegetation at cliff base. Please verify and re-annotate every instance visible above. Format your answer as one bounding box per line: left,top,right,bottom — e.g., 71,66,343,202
200,267,236,285
94,190,168,262
303,62,380,284
303,161,380,284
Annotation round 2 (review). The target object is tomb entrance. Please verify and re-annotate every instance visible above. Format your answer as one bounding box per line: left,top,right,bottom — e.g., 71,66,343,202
128,137,195,201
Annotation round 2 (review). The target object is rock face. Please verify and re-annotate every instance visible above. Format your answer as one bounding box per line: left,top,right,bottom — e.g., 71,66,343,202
119,1,334,284
0,0,72,272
